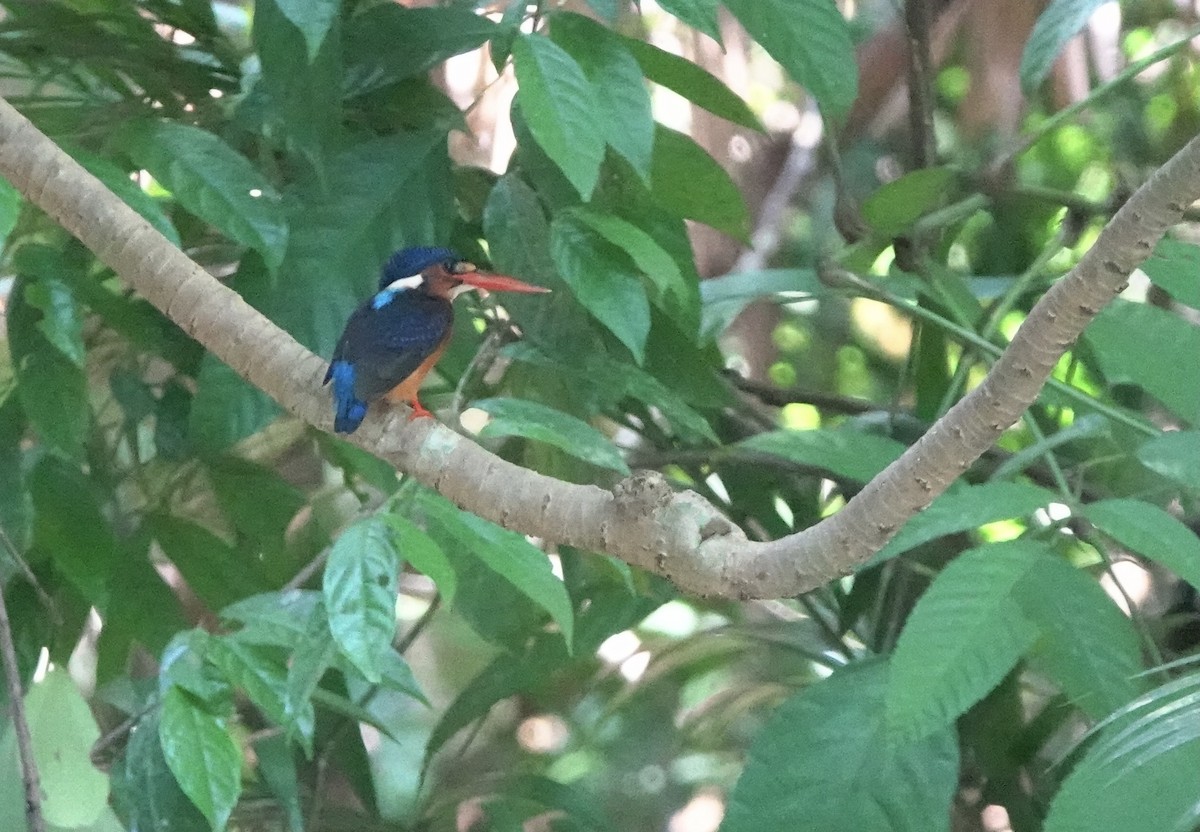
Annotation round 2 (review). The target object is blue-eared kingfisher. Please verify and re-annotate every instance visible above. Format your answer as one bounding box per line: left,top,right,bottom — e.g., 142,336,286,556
325,246,549,433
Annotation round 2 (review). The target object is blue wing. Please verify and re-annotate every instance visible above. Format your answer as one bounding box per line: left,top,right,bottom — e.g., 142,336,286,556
324,291,453,432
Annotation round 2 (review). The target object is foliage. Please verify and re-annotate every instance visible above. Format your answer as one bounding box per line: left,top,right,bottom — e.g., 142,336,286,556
0,1,1198,831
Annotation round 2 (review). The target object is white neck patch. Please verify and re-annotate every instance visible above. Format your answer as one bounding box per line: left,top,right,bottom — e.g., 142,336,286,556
383,274,424,293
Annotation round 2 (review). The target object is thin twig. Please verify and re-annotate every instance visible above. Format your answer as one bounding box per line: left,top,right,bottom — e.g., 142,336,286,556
0,526,57,625
0,582,46,832
394,594,442,655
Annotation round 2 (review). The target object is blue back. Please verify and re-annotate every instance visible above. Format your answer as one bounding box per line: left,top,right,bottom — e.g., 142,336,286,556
380,246,458,289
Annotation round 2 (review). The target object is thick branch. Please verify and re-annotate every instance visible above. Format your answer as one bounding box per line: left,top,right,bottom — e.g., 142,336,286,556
0,96,1193,599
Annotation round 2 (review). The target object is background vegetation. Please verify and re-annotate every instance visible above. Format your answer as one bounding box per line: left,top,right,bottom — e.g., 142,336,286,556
1,0,1199,831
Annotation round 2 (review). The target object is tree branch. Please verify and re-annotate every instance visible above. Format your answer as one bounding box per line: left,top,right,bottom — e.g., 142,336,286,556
0,95,1194,599
0,582,46,832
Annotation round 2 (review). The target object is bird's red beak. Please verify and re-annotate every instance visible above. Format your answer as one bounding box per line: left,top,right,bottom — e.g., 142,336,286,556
458,271,551,294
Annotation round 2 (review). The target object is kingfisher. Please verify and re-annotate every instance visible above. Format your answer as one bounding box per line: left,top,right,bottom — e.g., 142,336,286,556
325,246,549,433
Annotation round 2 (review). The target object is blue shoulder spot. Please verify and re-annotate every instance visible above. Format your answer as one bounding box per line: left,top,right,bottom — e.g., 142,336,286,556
371,289,395,310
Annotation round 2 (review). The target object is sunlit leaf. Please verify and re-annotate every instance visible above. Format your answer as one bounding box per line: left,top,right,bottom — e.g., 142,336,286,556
862,167,959,235
652,0,721,42
700,267,823,338
474,396,630,475
384,515,458,604
1140,238,1200,308
725,661,958,832
272,0,338,61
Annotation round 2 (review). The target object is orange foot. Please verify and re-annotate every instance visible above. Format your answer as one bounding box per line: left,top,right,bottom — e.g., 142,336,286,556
408,397,434,421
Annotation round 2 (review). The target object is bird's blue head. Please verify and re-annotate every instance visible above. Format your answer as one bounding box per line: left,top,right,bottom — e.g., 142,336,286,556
378,246,459,290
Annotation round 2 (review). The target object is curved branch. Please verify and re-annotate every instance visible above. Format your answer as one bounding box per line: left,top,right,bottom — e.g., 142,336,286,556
0,96,1194,599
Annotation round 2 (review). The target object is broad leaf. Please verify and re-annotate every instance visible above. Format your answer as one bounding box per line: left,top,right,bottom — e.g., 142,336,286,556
621,37,761,131
550,212,651,362
273,0,338,62
343,4,498,96
511,34,607,198
1020,0,1110,93
722,0,858,116
1085,499,1200,591
109,710,209,832
1044,672,1200,832
561,207,689,308
653,0,721,43
253,735,304,832
152,516,270,610
322,517,401,682
384,515,458,604
862,167,959,235
473,396,630,475
1015,554,1146,719
723,661,959,832
189,355,281,452
0,175,20,248
24,276,84,366
550,13,654,182
1136,430,1200,491
700,267,823,338
886,541,1044,739
207,637,314,753
738,428,907,484
416,490,575,649
1140,237,1200,308
1084,299,1200,424
871,482,1057,564
120,121,288,271
158,687,242,832
284,602,337,731
650,125,749,240
0,669,109,828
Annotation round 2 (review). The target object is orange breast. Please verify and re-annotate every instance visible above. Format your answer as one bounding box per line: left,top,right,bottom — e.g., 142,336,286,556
384,338,449,404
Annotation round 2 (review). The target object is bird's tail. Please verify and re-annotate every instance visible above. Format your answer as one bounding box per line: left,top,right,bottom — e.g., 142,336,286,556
327,360,368,434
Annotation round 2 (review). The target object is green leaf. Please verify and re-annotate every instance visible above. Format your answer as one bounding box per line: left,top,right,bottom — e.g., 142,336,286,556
109,710,209,832
417,490,575,649
511,34,607,199
550,13,654,181
1044,673,1200,832
621,37,761,131
207,456,306,556
322,517,401,683
1085,499,1200,591
253,735,304,832
1020,0,1110,93
1083,299,1200,423
121,121,288,271
1136,431,1200,491
722,0,858,116
70,147,180,247
343,4,498,96
189,355,281,452
383,514,457,604
1015,554,1145,719
284,602,337,730
207,637,314,753
700,267,823,338
653,0,721,43
23,276,84,366
723,661,959,832
30,455,118,606
253,0,342,165
1140,238,1200,308
862,167,959,235
886,541,1044,739
17,668,109,827
738,428,907,484
650,125,749,239
151,515,270,611
158,687,242,831
271,130,449,355
0,175,20,249
550,212,651,362
272,0,338,61
871,482,1057,565
473,397,630,475
220,591,321,648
